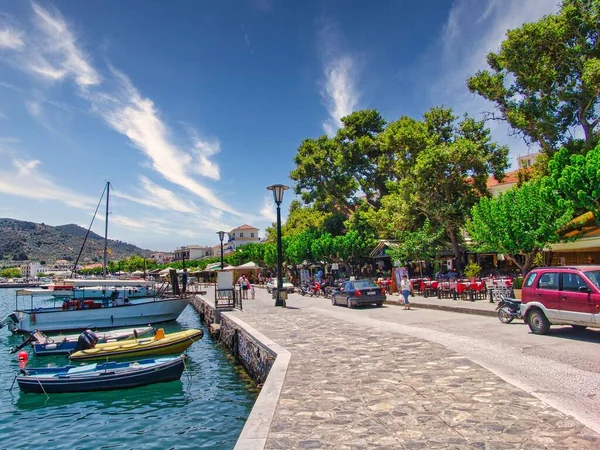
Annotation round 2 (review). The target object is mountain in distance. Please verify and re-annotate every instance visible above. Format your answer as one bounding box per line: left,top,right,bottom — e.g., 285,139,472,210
0,218,152,264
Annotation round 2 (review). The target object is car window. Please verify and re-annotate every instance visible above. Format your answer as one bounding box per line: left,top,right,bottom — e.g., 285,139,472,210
524,272,537,288
537,272,559,290
353,280,378,289
584,270,600,289
344,282,353,291
561,273,587,292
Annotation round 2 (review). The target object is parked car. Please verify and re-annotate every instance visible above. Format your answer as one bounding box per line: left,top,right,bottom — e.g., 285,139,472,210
520,266,600,334
331,279,386,308
266,277,295,294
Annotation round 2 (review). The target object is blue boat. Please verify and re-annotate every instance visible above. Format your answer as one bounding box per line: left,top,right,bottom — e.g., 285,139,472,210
17,355,186,394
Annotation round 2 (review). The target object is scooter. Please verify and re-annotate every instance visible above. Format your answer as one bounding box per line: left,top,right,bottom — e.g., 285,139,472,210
300,282,323,297
496,295,522,324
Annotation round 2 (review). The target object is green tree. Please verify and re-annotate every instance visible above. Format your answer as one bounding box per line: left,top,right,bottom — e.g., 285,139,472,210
394,108,508,270
0,268,22,278
548,143,600,219
387,220,444,269
466,180,574,274
468,0,600,154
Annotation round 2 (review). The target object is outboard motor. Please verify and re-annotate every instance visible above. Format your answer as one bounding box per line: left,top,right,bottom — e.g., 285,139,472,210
74,329,99,352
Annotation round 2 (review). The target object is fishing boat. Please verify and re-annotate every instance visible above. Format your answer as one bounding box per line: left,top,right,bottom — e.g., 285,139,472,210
0,182,189,334
69,328,203,361
26,326,156,356
17,355,186,394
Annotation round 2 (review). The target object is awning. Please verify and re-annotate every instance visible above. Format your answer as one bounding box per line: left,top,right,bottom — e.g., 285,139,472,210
235,261,262,270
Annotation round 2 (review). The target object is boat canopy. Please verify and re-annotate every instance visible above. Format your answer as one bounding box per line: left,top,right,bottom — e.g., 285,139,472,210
64,279,154,287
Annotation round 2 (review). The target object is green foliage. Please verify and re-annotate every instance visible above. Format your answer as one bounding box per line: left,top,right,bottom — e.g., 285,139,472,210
548,143,600,219
464,261,482,279
467,0,600,154
387,220,444,265
512,276,524,289
0,268,22,278
466,180,574,274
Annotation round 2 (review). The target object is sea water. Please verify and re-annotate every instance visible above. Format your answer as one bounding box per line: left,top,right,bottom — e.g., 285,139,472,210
0,288,256,450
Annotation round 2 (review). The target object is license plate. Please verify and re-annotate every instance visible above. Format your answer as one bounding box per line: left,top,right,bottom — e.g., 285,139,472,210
367,291,376,295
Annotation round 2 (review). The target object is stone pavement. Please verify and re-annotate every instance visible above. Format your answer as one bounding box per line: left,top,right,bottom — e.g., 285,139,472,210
208,287,600,449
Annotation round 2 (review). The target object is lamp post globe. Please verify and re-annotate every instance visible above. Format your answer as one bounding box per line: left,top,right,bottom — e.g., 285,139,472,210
266,184,289,307
217,231,226,269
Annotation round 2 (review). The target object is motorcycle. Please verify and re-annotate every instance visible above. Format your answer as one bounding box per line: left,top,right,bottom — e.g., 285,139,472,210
300,282,322,297
496,295,522,324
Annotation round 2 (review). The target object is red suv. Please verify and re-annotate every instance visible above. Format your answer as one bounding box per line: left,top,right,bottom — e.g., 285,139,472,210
520,266,600,334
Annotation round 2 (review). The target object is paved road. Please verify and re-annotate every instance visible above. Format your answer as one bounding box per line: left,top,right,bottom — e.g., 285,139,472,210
281,290,600,435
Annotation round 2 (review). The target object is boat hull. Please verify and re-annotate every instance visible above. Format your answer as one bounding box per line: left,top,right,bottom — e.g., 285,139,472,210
10,298,189,333
17,356,185,394
69,329,204,361
32,326,156,355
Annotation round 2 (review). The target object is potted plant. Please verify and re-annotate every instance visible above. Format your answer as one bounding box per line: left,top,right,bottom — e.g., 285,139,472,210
512,276,524,299
464,261,481,280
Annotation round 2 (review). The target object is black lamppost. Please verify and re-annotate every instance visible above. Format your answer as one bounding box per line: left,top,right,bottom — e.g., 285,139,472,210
217,231,226,269
267,184,289,307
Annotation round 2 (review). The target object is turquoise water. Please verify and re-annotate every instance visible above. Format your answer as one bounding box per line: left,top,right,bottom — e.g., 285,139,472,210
0,288,256,450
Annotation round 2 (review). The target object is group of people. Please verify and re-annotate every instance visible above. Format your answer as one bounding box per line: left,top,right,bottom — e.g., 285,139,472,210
236,274,255,300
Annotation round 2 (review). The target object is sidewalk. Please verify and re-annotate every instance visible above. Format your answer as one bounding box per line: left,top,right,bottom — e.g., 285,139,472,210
203,287,599,449
386,293,498,317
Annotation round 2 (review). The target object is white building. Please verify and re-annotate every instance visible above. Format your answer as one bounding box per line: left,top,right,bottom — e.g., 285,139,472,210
20,262,46,279
173,245,213,261
228,224,260,249
150,252,174,265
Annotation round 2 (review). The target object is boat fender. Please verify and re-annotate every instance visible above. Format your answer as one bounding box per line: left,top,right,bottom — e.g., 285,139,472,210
17,351,28,369
45,344,57,350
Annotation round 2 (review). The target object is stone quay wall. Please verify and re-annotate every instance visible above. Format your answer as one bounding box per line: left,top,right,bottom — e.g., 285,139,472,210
190,296,275,385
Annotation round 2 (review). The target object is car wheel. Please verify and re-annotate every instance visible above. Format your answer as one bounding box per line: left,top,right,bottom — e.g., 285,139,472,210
527,309,550,335
376,302,383,307
331,296,336,306
347,297,353,309
267,288,271,294
571,325,587,332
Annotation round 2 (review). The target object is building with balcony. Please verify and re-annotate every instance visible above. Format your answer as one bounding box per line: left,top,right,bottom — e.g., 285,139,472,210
173,245,214,261
228,224,260,249
150,252,174,265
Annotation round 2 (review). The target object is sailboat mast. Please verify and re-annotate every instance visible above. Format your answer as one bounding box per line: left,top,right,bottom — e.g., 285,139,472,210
103,181,110,279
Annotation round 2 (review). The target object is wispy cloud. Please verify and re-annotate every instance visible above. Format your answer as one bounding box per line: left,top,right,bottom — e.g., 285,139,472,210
113,176,197,214
0,3,239,218
259,194,276,222
0,155,96,208
0,81,23,92
29,3,100,87
0,27,24,50
318,20,359,136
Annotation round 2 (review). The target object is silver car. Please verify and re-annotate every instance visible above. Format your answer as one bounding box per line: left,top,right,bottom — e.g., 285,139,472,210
266,277,295,294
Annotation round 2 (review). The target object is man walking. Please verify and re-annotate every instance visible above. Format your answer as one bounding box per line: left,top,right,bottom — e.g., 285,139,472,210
182,268,188,294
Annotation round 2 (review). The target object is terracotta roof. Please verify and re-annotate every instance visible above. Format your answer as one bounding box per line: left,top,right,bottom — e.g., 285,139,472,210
232,224,257,230
486,169,520,188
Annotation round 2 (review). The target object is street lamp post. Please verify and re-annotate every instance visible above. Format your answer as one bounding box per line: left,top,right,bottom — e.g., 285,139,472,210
267,184,289,307
217,231,226,269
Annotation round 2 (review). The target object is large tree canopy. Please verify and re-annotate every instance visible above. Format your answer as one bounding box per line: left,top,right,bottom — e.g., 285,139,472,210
468,0,600,154
466,180,574,274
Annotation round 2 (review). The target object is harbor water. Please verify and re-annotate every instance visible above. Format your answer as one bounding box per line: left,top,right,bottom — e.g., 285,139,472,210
0,288,256,450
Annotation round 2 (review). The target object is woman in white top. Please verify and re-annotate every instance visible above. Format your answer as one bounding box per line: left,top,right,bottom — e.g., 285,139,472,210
400,275,412,310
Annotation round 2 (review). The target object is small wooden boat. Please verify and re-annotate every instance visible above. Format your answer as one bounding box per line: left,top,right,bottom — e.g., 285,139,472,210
69,328,203,362
17,355,186,394
30,326,156,355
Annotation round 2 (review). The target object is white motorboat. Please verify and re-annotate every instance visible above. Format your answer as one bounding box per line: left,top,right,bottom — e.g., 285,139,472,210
1,287,188,333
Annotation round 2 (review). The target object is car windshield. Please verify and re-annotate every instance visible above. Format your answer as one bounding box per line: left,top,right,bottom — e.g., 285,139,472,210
584,270,600,289
271,277,290,284
353,280,378,289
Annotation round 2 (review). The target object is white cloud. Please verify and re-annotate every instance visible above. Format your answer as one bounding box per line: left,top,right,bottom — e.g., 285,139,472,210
259,194,276,222
29,3,100,87
112,176,197,214
0,80,22,91
25,100,42,117
421,0,561,166
318,21,359,136
0,156,96,208
0,28,24,50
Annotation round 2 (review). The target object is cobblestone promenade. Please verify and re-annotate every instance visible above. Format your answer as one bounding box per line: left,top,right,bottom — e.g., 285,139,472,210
219,288,600,449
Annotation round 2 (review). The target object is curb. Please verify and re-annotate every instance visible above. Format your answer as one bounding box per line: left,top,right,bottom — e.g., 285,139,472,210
385,299,497,317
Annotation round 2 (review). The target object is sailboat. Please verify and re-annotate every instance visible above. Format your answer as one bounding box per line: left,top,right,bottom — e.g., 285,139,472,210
0,182,189,334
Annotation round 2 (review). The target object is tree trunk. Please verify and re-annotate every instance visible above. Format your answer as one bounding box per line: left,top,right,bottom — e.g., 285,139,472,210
504,252,534,276
447,228,463,272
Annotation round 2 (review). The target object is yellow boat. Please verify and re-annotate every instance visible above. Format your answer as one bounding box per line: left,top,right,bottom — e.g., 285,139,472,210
69,328,203,362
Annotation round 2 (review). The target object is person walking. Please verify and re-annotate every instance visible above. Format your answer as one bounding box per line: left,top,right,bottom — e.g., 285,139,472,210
400,274,412,310
238,274,249,300
181,268,188,294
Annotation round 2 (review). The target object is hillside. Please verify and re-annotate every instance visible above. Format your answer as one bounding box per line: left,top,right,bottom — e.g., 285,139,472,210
0,218,151,264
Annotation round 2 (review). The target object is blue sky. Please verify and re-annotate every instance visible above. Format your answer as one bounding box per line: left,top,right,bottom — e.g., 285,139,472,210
0,0,559,251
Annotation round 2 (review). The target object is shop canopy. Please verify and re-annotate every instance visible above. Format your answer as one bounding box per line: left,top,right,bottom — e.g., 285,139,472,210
235,261,262,270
